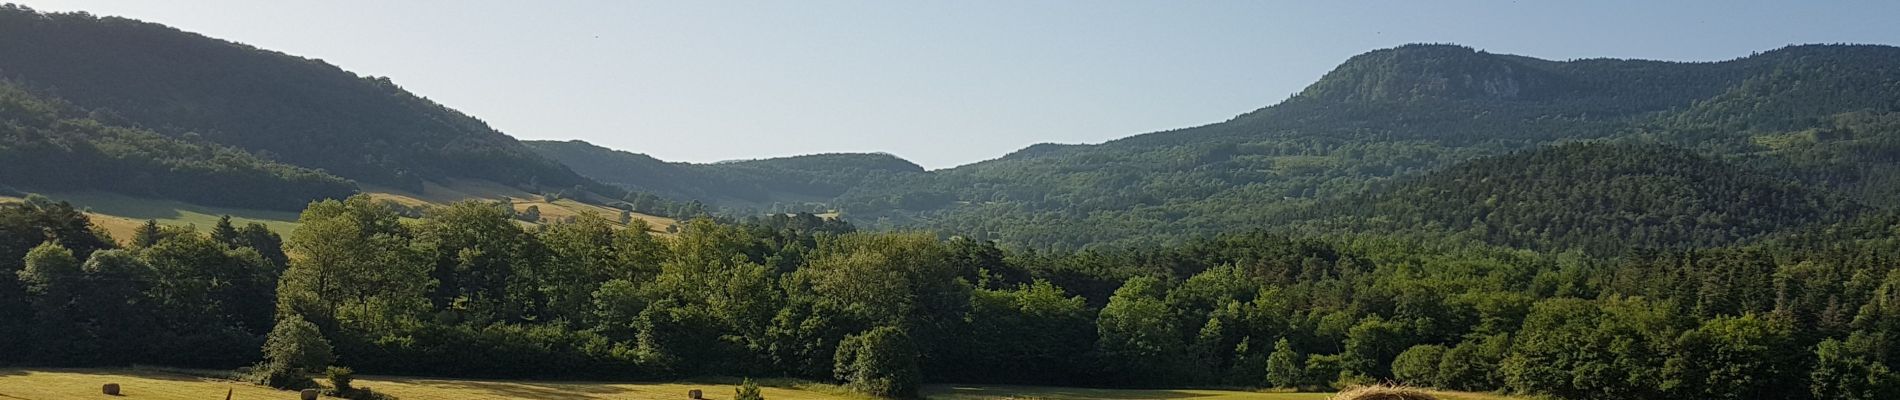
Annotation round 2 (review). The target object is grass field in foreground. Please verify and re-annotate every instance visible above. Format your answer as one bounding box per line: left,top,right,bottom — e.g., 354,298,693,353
0,369,339,400
0,369,1524,400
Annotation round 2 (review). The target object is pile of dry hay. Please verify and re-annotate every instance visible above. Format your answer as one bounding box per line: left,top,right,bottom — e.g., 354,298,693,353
1329,385,1441,400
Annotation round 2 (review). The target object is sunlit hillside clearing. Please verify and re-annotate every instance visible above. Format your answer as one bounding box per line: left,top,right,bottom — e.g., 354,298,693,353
363,179,677,233
5,191,301,243
6,180,679,243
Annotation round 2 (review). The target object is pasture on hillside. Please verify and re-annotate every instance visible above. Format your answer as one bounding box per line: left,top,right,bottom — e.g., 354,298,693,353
2,178,678,245
363,179,678,232
9,191,301,238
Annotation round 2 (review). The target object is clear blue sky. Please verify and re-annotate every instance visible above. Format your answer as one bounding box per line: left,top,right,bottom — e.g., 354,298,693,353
23,1,1900,168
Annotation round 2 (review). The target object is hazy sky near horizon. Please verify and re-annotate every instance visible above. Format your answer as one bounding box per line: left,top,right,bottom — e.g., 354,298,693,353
22,1,1900,168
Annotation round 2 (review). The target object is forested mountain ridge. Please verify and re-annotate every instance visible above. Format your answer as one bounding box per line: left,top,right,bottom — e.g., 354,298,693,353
541,43,1900,251
1670,44,1900,131
0,5,599,193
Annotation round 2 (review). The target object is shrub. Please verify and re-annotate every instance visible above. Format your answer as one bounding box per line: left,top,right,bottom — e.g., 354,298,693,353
264,315,335,372
833,326,920,398
1333,372,1377,391
245,360,316,390
326,366,355,393
1391,345,1447,387
1303,353,1346,390
1264,338,1304,389
735,378,765,400
1435,335,1507,391
248,315,334,390
323,366,400,400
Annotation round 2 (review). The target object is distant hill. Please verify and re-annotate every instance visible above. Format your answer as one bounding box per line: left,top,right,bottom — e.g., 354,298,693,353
0,6,598,193
1328,142,1854,252
821,44,1893,249
526,140,928,211
1670,44,1900,131
521,141,698,198
525,43,1900,251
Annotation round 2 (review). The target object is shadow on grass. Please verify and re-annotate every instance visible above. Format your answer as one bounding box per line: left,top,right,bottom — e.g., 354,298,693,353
366,376,634,400
921,384,1223,399
0,368,222,383
34,190,301,224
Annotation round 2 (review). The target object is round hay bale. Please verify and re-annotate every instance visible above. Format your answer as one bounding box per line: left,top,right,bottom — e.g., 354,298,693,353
688,388,704,399
300,388,320,400
102,383,120,395
1329,385,1440,400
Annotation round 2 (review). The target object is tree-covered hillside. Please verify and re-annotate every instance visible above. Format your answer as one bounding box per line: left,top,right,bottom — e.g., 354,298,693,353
906,44,1898,250
1324,142,1854,253
0,80,356,210
542,43,1900,252
527,140,932,212
0,5,597,192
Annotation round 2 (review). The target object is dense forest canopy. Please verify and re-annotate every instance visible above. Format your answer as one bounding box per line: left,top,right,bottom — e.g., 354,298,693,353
0,80,357,210
1,197,1897,399
1311,142,1856,253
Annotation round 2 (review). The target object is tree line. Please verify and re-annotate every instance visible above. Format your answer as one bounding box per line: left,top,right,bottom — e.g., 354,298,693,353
1,194,1896,399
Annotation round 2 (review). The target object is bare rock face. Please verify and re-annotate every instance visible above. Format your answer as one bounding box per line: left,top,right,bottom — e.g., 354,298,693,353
1299,44,1562,102
1474,66,1526,98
